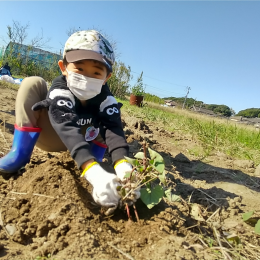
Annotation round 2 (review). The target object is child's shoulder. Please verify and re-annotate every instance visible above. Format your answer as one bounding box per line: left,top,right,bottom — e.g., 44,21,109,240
52,74,66,85
49,75,68,91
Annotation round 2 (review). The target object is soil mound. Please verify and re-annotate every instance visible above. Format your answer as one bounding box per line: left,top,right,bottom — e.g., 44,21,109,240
0,150,202,260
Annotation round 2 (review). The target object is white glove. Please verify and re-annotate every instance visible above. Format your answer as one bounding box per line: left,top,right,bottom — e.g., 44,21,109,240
114,159,141,204
83,162,121,214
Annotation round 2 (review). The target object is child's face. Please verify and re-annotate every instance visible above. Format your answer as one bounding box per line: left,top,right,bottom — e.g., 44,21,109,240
58,59,111,84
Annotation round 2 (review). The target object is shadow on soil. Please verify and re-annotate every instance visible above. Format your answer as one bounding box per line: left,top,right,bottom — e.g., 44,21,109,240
0,111,15,134
126,137,260,216
172,152,259,193
156,150,259,206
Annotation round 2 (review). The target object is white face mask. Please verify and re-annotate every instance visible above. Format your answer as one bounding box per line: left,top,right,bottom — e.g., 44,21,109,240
66,69,104,100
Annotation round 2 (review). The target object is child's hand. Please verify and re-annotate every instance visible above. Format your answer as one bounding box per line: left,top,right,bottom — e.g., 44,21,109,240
114,159,141,205
82,162,121,215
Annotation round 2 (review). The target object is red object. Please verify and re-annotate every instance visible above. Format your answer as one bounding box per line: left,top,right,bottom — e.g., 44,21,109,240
15,124,42,132
129,94,144,107
92,140,107,148
89,129,96,138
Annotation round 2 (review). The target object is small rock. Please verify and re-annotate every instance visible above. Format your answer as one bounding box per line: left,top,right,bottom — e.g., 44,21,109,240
48,213,58,220
233,160,254,169
254,164,260,176
212,222,221,229
222,219,240,230
5,224,16,236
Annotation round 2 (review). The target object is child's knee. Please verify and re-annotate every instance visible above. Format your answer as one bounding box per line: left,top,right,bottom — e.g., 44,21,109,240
18,76,48,101
20,76,47,90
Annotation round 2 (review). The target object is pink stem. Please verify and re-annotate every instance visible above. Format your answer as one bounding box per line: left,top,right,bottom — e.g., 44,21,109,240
133,204,140,223
126,204,131,220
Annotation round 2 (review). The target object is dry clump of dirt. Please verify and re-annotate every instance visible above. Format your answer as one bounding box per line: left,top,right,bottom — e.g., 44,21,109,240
0,86,260,260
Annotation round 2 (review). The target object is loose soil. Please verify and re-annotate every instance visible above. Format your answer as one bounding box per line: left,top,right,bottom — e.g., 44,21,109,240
0,86,260,260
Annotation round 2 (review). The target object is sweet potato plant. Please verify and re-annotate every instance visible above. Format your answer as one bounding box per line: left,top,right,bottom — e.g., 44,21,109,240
117,142,179,220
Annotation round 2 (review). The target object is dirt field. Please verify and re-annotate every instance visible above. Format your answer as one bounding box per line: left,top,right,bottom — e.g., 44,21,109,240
0,86,260,260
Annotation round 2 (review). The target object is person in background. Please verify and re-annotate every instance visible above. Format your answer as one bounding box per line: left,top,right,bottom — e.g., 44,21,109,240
0,62,12,76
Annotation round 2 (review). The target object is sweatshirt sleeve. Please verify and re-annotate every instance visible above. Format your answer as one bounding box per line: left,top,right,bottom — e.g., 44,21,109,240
97,85,129,164
46,76,95,168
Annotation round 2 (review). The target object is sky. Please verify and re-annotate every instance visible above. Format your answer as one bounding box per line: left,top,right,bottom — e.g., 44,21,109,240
0,1,259,114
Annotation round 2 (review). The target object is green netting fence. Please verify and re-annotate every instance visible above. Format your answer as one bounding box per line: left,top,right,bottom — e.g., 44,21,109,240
1,42,62,80
4,42,61,68
0,46,4,60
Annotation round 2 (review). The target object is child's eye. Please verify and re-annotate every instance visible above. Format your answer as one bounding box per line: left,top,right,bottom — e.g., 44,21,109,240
74,67,83,72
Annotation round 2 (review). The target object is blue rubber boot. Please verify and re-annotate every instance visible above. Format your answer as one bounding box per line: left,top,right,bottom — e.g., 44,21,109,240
0,124,41,175
89,140,107,162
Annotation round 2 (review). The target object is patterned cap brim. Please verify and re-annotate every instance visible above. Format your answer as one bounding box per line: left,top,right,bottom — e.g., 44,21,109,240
66,50,112,72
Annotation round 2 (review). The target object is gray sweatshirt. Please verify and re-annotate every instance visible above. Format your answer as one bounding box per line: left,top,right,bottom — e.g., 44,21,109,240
36,75,129,168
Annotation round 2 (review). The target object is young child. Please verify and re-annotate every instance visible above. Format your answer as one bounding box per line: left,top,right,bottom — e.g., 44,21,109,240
0,30,140,213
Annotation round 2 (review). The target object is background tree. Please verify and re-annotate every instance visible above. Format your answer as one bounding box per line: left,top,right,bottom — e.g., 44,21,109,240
211,105,232,117
237,108,260,118
5,20,50,49
230,108,236,116
144,93,164,104
130,71,145,96
107,61,132,99
163,97,233,116
1,20,60,81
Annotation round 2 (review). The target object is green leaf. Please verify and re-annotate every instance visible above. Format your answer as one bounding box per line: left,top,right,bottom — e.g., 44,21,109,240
244,217,259,226
120,187,126,197
227,236,240,245
134,152,145,159
226,234,241,245
145,165,153,173
158,170,166,185
148,147,163,161
124,171,136,181
140,185,164,209
255,220,260,235
171,195,181,203
154,162,165,174
242,211,254,221
137,165,144,173
165,189,181,202
124,172,131,178
124,156,139,167
149,159,154,165
148,148,165,173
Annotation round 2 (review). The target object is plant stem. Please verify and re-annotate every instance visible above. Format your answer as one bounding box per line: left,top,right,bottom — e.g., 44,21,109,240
143,141,147,171
122,176,158,202
126,204,131,220
133,204,140,223
129,167,136,182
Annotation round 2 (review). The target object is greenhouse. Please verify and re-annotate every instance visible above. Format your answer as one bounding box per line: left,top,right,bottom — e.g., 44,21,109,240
0,42,62,68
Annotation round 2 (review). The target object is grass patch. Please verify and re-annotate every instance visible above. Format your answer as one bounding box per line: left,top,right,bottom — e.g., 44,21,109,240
120,99,260,165
0,80,20,91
